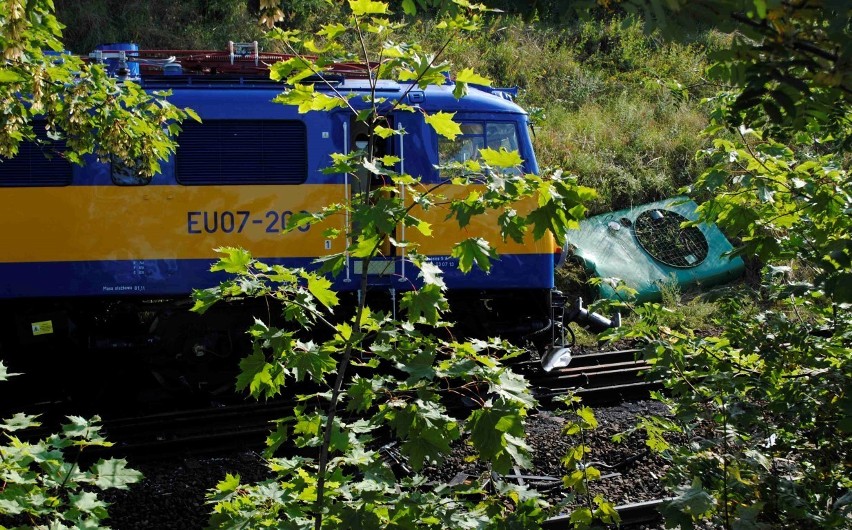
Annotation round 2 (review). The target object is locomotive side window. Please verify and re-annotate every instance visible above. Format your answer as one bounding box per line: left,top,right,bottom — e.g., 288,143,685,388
111,156,150,186
438,122,521,172
176,119,308,185
0,124,71,187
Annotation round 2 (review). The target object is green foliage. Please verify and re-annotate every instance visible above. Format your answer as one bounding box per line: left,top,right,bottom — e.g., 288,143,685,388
199,247,553,528
582,3,852,529
0,366,142,529
190,2,607,528
424,111,463,140
467,400,529,474
556,394,621,529
0,0,195,179
691,125,851,303
451,238,496,273
604,61,850,529
615,292,852,529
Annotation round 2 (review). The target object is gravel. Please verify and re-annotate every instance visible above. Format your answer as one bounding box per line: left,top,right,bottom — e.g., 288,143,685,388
103,452,270,530
102,400,675,529
530,400,671,506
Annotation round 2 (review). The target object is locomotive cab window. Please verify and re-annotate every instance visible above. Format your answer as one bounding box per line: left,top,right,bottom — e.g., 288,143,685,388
438,122,521,172
176,119,308,185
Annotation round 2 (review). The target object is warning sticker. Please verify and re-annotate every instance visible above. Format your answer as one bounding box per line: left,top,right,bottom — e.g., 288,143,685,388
31,320,54,336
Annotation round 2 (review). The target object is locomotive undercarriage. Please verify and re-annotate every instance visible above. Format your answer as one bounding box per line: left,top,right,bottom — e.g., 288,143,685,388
447,289,555,350
0,297,256,415
0,289,560,415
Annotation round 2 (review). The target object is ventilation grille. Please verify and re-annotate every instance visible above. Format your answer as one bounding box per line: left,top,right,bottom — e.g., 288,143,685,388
176,120,307,185
633,209,709,268
0,129,71,187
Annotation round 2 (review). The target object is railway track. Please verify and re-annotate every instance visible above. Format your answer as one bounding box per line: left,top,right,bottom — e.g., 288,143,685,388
443,465,668,528
101,400,288,458
6,348,657,460
91,348,669,529
529,348,661,405
91,348,656,457
543,498,668,529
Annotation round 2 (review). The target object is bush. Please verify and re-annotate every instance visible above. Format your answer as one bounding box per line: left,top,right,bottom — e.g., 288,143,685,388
0,362,142,529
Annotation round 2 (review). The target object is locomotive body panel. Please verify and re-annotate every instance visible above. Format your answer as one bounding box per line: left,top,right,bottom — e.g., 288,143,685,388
0,182,554,298
0,70,554,300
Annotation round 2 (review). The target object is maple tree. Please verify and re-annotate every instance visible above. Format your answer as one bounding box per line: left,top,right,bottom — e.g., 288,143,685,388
196,1,609,529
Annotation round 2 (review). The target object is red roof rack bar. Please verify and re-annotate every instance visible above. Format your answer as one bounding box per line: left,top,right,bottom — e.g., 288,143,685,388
87,45,373,78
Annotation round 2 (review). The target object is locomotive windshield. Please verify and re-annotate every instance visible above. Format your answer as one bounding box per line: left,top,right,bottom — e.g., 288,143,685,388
438,121,520,169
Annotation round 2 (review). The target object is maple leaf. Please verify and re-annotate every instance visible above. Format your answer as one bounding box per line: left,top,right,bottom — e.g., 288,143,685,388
451,238,497,273
417,260,446,289
479,147,523,169
467,401,529,474
303,272,339,309
1,413,41,432
455,67,491,86
287,341,338,382
92,458,143,489
400,284,447,324
424,111,462,140
210,247,253,274
349,0,389,16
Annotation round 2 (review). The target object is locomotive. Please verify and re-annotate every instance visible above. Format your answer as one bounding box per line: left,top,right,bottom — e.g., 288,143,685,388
0,44,581,409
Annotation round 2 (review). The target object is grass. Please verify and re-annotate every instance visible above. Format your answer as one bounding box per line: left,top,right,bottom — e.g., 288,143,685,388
52,2,722,302
412,16,714,212
54,5,714,212
556,261,727,336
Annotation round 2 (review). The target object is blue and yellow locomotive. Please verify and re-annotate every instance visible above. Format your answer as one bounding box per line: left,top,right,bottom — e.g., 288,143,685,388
0,45,568,406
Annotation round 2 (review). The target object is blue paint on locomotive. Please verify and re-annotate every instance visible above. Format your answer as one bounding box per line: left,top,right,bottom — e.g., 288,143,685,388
0,254,554,299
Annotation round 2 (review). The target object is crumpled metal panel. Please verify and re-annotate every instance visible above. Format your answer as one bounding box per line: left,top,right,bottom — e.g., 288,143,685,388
562,197,745,301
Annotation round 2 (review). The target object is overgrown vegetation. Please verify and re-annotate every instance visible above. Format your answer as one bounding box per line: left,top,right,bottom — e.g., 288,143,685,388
3,0,849,529
53,0,714,212
0,362,142,528
597,1,851,528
